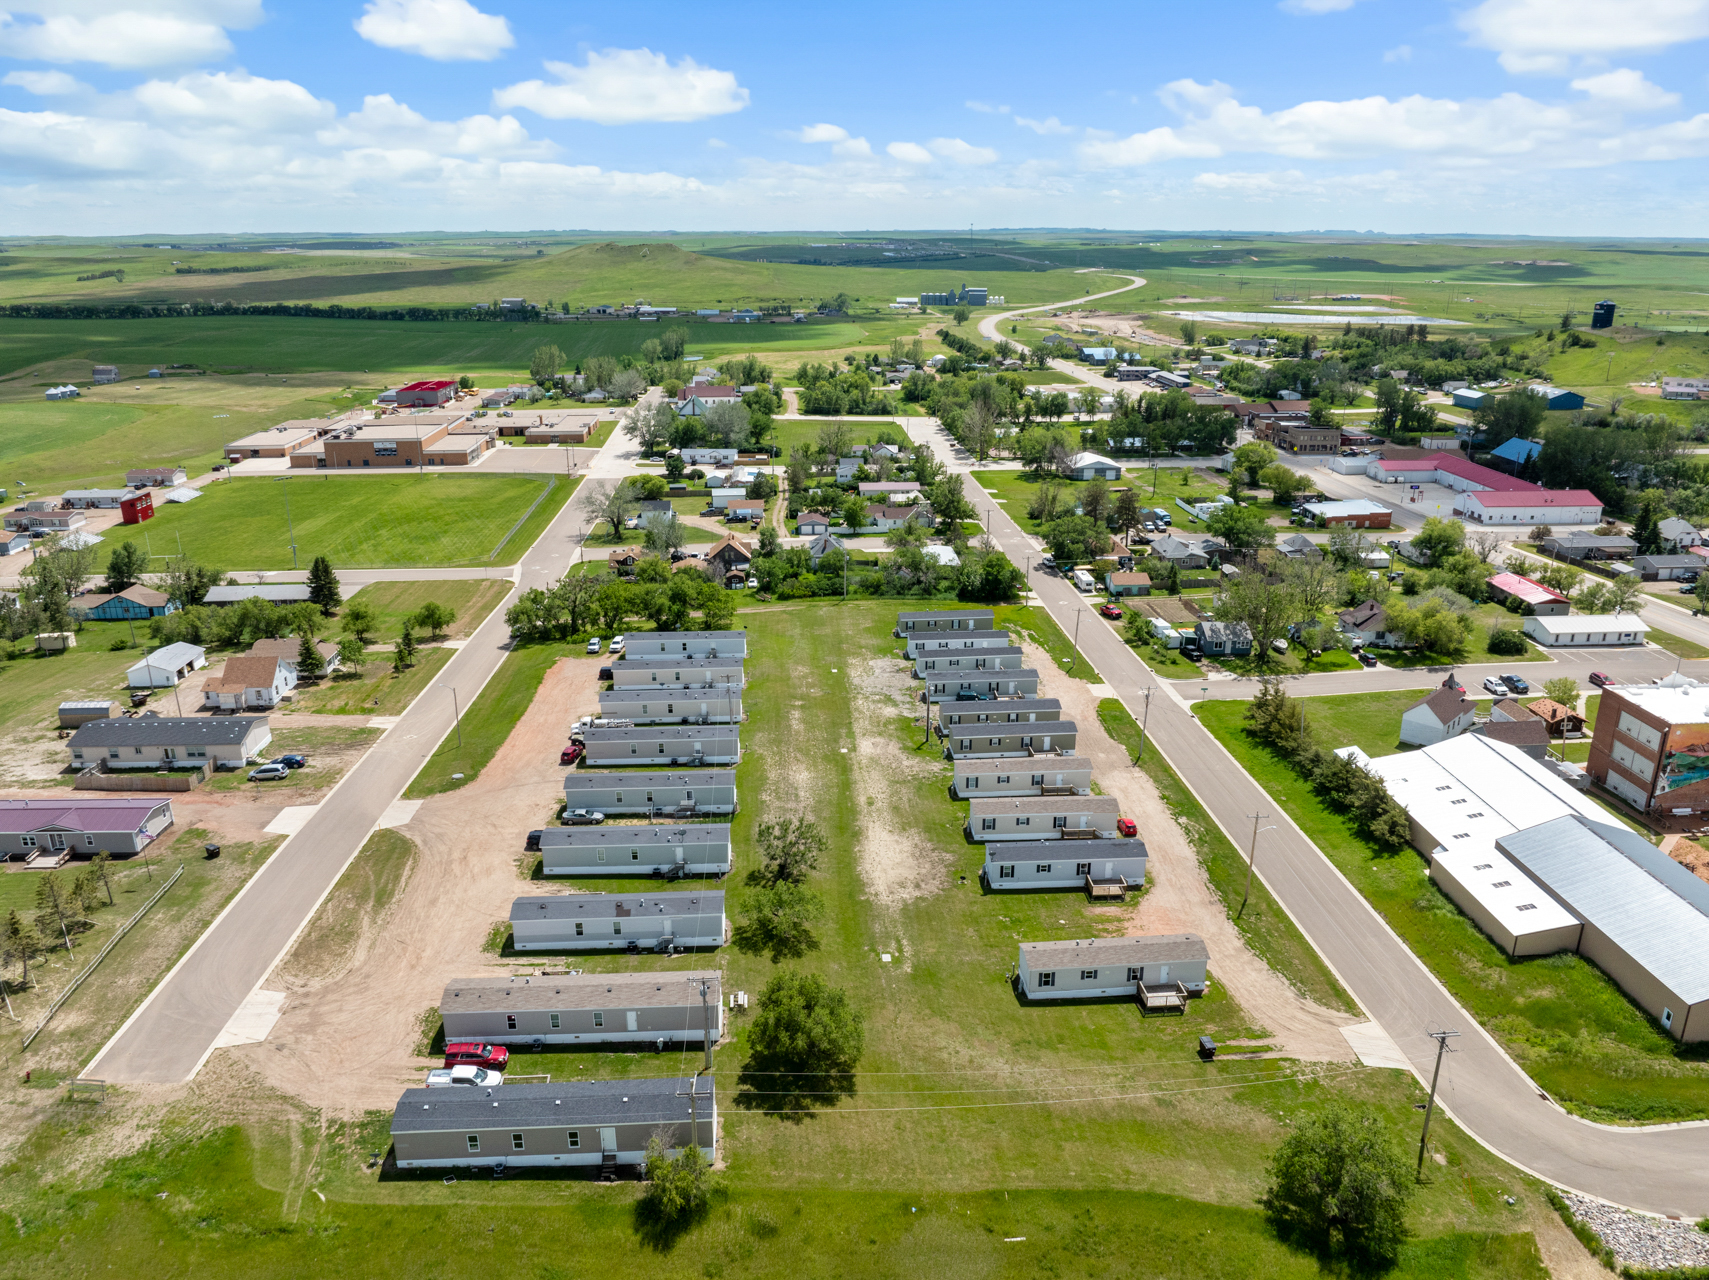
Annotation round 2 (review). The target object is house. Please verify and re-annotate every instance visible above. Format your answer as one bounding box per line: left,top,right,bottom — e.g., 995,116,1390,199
73,585,177,621
862,504,931,533
904,630,1013,659
681,448,739,467
93,365,119,384
807,533,841,565
0,797,175,861
3,510,86,533
561,769,737,817
609,656,745,690
952,761,1091,799
944,721,1078,760
1541,532,1636,562
393,379,456,407
797,512,832,536
247,636,341,675
897,609,994,635
1523,614,1648,647
914,646,1026,680
1472,717,1551,759
390,1076,715,1171
0,530,31,556
835,456,864,483
923,670,1040,702
606,548,643,574
1485,573,1569,615
67,715,271,771
967,795,1123,841
857,482,923,500
1193,620,1252,656
1637,554,1704,581
126,641,207,688
1528,385,1586,411
940,697,1060,727
1452,387,1490,410
579,725,741,766
984,837,1149,894
61,488,135,509
223,425,319,463
58,700,116,728
1063,452,1122,481
1588,675,1709,814
508,890,726,951
440,972,722,1048
1400,678,1476,747
723,499,765,523
1659,517,1702,551
1276,534,1323,562
1525,696,1587,739
202,584,313,606
1105,571,1151,596
1336,599,1411,648
624,631,747,659
704,536,753,579
1015,934,1207,1000
1300,499,1392,529
1662,378,1709,400
1228,338,1275,357
538,824,732,878
1150,535,1223,570
676,385,741,416
201,655,295,710
598,687,743,724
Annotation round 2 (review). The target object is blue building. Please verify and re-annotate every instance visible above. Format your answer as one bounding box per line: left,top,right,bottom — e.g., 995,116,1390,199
1489,437,1543,473
74,585,178,620
1528,385,1586,411
958,285,988,306
1451,387,1488,410
1592,301,1616,330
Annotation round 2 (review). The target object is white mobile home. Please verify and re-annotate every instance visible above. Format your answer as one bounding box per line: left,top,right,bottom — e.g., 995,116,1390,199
439,971,722,1047
537,824,732,878
952,762,1091,799
509,891,726,951
579,725,740,766
597,687,744,724
944,722,1078,760
621,630,747,659
914,646,1027,679
939,698,1060,729
609,656,746,690
968,795,1122,841
896,609,995,636
904,630,1013,659
1016,934,1208,1001
561,770,736,816
982,837,1146,892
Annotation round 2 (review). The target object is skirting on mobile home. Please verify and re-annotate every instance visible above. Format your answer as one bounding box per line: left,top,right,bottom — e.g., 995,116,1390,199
610,656,745,690
968,795,1122,841
579,725,741,766
440,971,722,1046
952,762,1092,799
597,687,744,724
924,669,1040,702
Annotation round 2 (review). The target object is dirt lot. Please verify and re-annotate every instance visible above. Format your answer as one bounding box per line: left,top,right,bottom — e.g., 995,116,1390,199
1022,640,1357,1063
849,655,952,912
228,654,601,1114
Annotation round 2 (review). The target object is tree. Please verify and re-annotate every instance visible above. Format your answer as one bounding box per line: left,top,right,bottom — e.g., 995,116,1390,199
737,881,824,960
594,480,637,539
746,970,864,1077
701,399,752,448
412,601,456,637
1607,574,1645,613
622,400,678,455
963,400,998,460
931,473,977,537
664,453,685,481
1633,496,1664,556
958,547,1026,602
1113,488,1143,545
1232,441,1278,486
1,909,39,988
1206,503,1276,552
609,367,645,400
34,871,76,952
1043,514,1107,566
296,633,324,680
840,494,868,535
641,1134,712,1226
103,540,147,594
1695,573,1709,613
1542,676,1581,707
953,305,971,324
1260,1103,1413,1269
394,621,417,670
337,635,366,670
583,354,619,391
816,419,852,465
341,600,379,644
89,851,116,907
529,344,566,383
1179,319,1198,345
1080,477,1111,528
641,511,686,557
1410,515,1464,566
1258,463,1304,505
1214,575,1300,663
306,556,342,616
758,525,780,558
158,558,226,609
755,817,826,885
700,583,736,630
1472,389,1547,449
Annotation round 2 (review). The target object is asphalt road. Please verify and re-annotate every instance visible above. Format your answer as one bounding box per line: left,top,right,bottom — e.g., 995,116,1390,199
918,415,1709,1215
86,432,637,1083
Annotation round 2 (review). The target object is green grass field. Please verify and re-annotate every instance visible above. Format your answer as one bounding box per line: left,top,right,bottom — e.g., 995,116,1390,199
96,473,574,571
336,578,509,643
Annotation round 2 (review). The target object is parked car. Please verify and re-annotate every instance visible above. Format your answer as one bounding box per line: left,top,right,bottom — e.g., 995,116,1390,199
610,634,626,654
559,743,584,766
1481,677,1507,696
1142,521,1156,533
525,830,543,852
248,762,290,782
1589,671,1613,687
564,808,606,825
587,637,602,653
1681,582,1699,594
1358,652,1378,667
954,690,993,701
425,1065,503,1088
443,1042,509,1070
746,577,759,589
1502,674,1530,695
1099,603,1124,620
1116,817,1138,838
275,753,308,769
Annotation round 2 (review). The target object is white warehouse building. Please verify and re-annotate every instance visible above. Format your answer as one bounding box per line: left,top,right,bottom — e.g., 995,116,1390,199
1522,614,1649,647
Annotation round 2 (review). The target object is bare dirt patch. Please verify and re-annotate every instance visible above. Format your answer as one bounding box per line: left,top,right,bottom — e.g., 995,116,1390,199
227,655,602,1116
848,656,951,912
1023,639,1357,1063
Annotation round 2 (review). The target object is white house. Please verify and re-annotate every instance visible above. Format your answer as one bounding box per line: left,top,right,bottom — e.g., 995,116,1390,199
1659,517,1702,551
1064,452,1122,481
1399,679,1476,747
201,655,295,710
1522,614,1649,647
126,642,207,688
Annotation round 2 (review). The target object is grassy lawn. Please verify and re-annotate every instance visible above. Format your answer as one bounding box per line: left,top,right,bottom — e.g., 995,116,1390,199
1366,603,1547,667
1647,625,1709,661
290,646,454,716
97,474,575,572
337,578,509,644
0,618,152,740
993,603,1099,680
583,522,719,547
1197,699,1709,1124
1217,647,1363,676
973,467,1226,538
201,723,381,792
767,417,910,460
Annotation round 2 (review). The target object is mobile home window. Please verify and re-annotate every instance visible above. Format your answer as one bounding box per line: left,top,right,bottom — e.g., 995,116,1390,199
1036,971,1054,987
512,1133,525,1150
613,922,622,935
1035,864,1051,874
981,818,996,831
1052,816,1067,829
549,1013,561,1029
988,737,1001,747
964,776,978,789
84,835,95,847
615,793,623,803
467,1135,481,1152
996,775,1010,785
1076,862,1091,875
597,850,606,862
998,864,1015,879
1080,969,1097,981
567,1130,580,1148
506,1015,517,1029
1126,968,1140,982
1031,774,1043,786
575,922,584,936
593,1011,604,1026
631,850,640,861
1016,817,1029,827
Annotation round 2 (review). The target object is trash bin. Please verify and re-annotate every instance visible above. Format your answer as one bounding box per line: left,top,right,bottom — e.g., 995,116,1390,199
1197,1036,1217,1061
203,843,221,859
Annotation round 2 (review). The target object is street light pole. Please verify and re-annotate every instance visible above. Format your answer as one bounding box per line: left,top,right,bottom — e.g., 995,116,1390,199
276,478,297,570
439,683,462,748
1416,1029,1460,1179
1239,813,1274,919
1135,686,1153,762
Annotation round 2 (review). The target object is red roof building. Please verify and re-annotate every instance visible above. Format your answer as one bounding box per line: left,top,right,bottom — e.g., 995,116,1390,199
395,379,457,407
1486,572,1570,615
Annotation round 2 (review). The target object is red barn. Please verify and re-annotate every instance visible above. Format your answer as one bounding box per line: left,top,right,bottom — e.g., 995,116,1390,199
119,491,154,524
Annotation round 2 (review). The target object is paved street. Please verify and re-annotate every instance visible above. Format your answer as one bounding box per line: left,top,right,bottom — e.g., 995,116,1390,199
915,414,1709,1216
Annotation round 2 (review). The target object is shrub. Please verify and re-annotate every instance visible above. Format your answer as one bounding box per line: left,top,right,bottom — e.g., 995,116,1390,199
1486,627,1528,656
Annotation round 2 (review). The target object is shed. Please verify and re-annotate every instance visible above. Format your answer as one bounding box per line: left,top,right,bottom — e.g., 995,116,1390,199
126,641,207,688
1528,385,1586,411
58,700,117,728
1105,571,1151,597
203,584,313,606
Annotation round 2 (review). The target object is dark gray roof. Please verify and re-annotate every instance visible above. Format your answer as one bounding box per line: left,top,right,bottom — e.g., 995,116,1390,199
581,725,739,744
1021,933,1206,967
919,646,1024,662
1635,554,1703,568
984,837,1146,860
1196,620,1252,643
933,668,1040,685
562,770,734,793
68,715,266,748
600,687,741,703
1549,532,1635,548
391,1076,710,1134
950,719,1078,738
617,655,745,671
897,609,993,623
623,631,745,652
1406,685,1472,725
441,971,720,1016
537,824,731,849
940,697,1061,720
968,794,1120,816
1473,719,1550,748
510,891,724,923
203,584,312,603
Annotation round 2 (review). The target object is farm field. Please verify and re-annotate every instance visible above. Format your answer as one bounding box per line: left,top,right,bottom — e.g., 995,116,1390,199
96,474,575,571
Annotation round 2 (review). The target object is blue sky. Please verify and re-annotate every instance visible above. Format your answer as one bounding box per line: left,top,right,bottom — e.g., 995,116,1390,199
4,0,1709,236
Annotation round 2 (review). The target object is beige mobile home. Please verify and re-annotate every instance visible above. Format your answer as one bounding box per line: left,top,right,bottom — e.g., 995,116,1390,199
896,608,994,636
440,971,721,1047
561,770,736,816
1016,934,1208,1002
598,687,743,724
580,724,740,766
610,656,746,690
925,669,1040,702
968,795,1122,841
945,721,1077,760
623,630,747,659
538,824,732,877
952,762,1092,799
939,698,1060,729
509,891,726,951
914,646,1027,679
983,837,1147,893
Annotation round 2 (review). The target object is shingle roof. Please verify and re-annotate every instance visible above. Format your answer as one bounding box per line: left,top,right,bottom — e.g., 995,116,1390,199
967,795,1121,817
536,824,731,849
391,1076,709,1134
1474,719,1550,749
1021,933,1206,967
1338,599,1385,629
561,769,734,793
0,797,169,834
618,655,744,671
68,716,266,748
441,971,720,1016
509,891,724,923
1406,685,1472,726
202,655,285,695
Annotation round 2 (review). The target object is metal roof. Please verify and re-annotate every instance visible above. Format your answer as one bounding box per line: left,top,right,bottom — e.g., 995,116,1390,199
509,891,724,923
562,770,734,794
897,608,993,623
1020,933,1206,967
984,837,1144,862
129,641,204,670
536,824,731,849
616,655,744,671
67,715,266,748
1499,816,1709,1003
968,795,1120,817
441,971,720,1016
0,797,169,833
580,725,740,744
391,1077,710,1134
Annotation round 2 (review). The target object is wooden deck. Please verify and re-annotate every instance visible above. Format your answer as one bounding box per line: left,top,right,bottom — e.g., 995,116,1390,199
1084,875,1129,900
1139,982,1189,1012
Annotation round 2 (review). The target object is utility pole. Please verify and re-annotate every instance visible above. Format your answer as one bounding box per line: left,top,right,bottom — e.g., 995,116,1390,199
1069,608,1082,674
1135,686,1153,762
1239,813,1274,919
1416,1029,1460,1179
276,478,297,570
700,977,714,1075
440,684,462,748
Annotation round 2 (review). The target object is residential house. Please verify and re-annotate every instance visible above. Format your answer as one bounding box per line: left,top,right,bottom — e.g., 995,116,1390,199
390,1076,715,1172
856,482,923,501
1490,698,1533,724
1662,378,1709,401
1526,697,1586,739
508,890,726,951
1542,532,1637,562
606,548,643,575
1336,600,1411,648
807,533,841,565
704,535,754,580
1105,571,1151,597
1064,452,1122,481
2,510,86,534
623,631,747,659
73,585,177,621
914,646,1026,680
797,512,832,536
1523,614,1649,647
896,608,994,635
863,504,932,533
1193,620,1253,656
940,698,1061,728
1400,678,1476,747
1228,338,1274,357
0,796,174,861
967,795,1123,841
1150,535,1220,570
676,385,742,417
440,972,721,1048
67,715,271,771
904,629,1013,659
126,641,207,688
1485,573,1570,615
561,770,736,817
835,457,864,483
1659,517,1703,551
952,761,1091,800
1637,554,1704,581
247,636,341,675
681,448,739,467
597,687,743,724
1276,534,1324,561
0,530,31,556
538,825,732,878
1016,934,1208,1001
944,721,1078,760
579,725,741,766
723,499,764,523
202,584,313,606
983,838,1148,894
609,656,745,691
201,655,295,710
1472,717,1551,759
923,669,1040,702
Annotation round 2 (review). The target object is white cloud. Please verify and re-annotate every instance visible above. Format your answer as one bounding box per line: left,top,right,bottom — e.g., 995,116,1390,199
887,140,933,164
1280,0,1360,12
1014,114,1072,135
1460,0,1709,71
1571,67,1680,110
318,94,549,157
494,48,748,124
0,1,263,68
1383,44,1412,63
929,136,998,164
2,69,87,94
789,122,870,156
966,100,1009,113
354,0,513,62
134,71,332,134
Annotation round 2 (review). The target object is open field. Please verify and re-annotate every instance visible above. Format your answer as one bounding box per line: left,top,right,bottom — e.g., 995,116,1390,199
1198,696,1709,1124
97,474,574,571
337,578,509,644
972,467,1224,539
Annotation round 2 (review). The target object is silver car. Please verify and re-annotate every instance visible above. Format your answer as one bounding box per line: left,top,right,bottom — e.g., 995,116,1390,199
425,1064,504,1088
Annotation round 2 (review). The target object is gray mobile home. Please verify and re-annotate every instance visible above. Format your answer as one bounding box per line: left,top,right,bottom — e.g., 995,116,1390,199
539,824,732,877
1016,934,1208,1001
610,656,745,691
968,795,1122,841
945,721,1077,760
509,890,727,951
952,763,1091,799
389,1076,715,1171
983,837,1147,892
440,971,722,1047
924,669,1040,702
623,630,747,659
580,725,740,766
598,687,744,724
562,770,736,816
904,630,1013,659
67,715,271,771
914,646,1026,679
939,698,1060,729
896,609,994,636
0,796,175,858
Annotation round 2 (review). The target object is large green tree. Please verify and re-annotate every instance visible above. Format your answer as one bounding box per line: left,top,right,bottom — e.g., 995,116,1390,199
1205,503,1276,552
1260,1104,1413,1269
103,541,147,594
306,555,342,616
